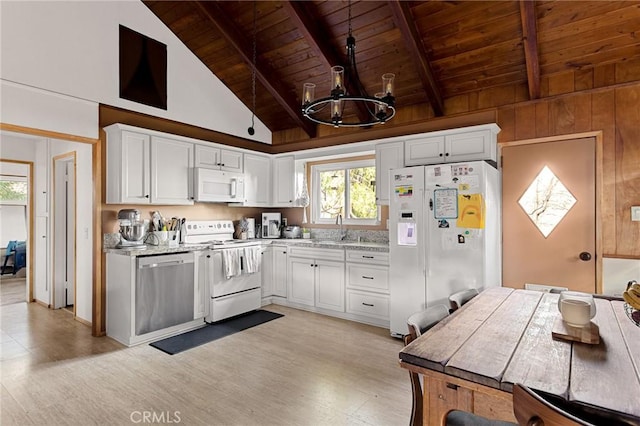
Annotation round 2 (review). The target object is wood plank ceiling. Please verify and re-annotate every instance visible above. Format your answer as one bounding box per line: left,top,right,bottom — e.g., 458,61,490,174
143,1,640,140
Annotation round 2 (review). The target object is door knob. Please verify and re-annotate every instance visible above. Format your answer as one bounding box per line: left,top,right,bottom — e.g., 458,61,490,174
579,252,592,261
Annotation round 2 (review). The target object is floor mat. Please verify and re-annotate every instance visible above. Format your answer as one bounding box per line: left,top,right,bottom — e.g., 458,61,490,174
149,309,283,355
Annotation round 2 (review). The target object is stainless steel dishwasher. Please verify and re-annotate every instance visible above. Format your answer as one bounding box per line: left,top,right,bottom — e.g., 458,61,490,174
135,252,195,336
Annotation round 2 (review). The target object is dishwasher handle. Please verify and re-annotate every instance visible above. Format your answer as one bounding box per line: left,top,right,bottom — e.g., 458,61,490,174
137,252,194,269
139,259,186,269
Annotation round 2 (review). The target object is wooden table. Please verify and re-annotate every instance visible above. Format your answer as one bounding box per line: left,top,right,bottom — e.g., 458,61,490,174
399,287,640,425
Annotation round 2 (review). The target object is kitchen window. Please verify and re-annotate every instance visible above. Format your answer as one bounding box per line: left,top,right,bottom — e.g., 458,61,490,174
311,159,379,225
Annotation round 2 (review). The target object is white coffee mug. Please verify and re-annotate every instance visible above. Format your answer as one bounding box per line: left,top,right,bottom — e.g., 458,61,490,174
560,299,592,327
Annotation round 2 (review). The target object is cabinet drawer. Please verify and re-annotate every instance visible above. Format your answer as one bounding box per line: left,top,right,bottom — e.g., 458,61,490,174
346,290,389,320
346,264,388,292
345,250,389,265
288,247,344,261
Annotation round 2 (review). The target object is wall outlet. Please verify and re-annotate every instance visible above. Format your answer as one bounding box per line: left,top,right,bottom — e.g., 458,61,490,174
631,206,640,222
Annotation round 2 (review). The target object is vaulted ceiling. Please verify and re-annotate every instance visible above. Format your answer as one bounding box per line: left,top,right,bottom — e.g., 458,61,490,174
144,1,640,141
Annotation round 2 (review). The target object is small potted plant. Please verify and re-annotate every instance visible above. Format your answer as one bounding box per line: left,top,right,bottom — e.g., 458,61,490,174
302,228,311,239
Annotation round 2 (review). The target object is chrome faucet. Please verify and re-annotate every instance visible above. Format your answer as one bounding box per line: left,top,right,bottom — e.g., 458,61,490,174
335,214,347,240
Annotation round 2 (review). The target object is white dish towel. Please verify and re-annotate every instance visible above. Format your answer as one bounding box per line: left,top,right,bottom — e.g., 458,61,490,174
221,248,241,279
243,246,262,274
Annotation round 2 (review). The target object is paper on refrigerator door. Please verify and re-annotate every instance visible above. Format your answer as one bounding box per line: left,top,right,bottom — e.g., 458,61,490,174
397,221,417,246
457,194,485,229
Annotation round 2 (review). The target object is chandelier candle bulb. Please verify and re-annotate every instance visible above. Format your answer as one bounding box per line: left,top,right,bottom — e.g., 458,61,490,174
383,73,395,96
331,66,344,94
302,83,315,105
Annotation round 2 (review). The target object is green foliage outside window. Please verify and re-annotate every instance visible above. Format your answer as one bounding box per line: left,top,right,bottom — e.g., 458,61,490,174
318,166,376,220
0,180,27,202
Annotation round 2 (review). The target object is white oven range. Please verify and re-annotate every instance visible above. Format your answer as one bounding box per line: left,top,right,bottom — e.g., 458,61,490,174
183,220,263,323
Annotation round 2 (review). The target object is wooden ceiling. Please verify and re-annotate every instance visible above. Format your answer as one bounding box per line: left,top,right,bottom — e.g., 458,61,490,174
143,1,640,141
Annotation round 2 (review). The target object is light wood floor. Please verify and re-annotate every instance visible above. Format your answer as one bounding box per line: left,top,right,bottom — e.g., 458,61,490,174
1,302,411,425
0,278,26,306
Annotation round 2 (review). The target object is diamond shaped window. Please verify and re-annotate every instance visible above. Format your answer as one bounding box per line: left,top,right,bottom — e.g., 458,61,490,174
518,166,576,238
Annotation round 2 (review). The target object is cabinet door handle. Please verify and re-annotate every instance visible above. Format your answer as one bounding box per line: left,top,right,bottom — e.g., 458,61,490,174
445,152,450,157
362,276,374,280
362,255,374,259
282,251,287,254
439,153,443,157
310,264,314,267
362,302,374,307
145,194,149,198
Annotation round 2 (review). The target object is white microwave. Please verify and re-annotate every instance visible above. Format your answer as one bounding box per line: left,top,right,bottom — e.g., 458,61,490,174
194,168,245,203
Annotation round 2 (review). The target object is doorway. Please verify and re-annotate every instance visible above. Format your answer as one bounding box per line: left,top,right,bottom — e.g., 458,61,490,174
53,153,76,312
0,160,32,305
501,134,601,293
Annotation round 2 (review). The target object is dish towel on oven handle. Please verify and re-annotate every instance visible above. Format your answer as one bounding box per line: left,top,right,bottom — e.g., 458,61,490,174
221,248,241,278
243,246,262,274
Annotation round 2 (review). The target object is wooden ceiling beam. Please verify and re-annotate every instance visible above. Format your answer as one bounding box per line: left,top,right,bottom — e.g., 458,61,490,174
519,0,541,99
282,1,372,124
387,0,444,116
192,0,317,138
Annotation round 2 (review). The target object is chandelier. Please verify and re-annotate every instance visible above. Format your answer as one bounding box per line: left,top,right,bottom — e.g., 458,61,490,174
301,1,395,128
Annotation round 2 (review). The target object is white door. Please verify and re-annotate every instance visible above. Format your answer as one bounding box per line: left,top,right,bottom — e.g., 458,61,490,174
53,155,75,309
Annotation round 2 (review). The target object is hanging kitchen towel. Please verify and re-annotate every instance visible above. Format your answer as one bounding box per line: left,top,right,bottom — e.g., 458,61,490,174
222,248,241,278
243,246,262,274
457,193,485,229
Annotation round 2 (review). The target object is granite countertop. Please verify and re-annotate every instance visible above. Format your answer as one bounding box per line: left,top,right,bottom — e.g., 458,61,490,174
267,238,389,252
105,238,388,256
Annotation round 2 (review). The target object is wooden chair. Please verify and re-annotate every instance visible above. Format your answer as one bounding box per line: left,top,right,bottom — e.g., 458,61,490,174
448,288,479,313
404,304,450,426
512,384,593,426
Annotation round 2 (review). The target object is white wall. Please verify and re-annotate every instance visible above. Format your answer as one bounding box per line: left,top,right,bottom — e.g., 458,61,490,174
603,258,640,297
0,0,270,143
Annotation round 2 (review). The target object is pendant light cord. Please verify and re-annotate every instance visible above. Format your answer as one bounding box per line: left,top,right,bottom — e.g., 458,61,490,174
248,0,257,134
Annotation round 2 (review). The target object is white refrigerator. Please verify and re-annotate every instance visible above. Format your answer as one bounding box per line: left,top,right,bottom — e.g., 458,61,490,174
388,161,501,337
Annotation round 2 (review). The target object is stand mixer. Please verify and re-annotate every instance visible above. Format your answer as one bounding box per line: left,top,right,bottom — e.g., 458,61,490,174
117,209,146,248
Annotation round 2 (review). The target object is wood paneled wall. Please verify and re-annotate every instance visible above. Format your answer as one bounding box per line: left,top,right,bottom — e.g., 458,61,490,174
496,83,640,258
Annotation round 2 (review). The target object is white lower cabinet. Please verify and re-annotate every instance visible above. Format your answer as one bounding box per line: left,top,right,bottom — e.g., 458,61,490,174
262,245,287,299
287,247,345,311
261,245,274,297
273,246,288,297
315,259,345,312
345,250,389,322
288,257,316,306
346,290,390,320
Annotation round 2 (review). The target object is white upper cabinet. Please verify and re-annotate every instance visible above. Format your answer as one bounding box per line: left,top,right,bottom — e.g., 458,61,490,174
404,124,499,166
195,144,243,172
272,155,295,207
150,136,194,205
105,124,193,205
106,127,151,204
375,141,404,205
241,153,271,206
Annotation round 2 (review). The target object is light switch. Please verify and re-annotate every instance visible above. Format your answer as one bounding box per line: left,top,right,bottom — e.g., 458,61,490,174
632,206,640,222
